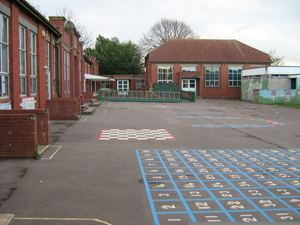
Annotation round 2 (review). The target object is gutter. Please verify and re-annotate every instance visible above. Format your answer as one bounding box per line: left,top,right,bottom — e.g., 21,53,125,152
16,0,62,38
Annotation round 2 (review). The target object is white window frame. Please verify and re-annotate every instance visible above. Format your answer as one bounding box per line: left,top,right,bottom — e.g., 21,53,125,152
67,51,70,92
64,50,66,92
158,66,172,83
53,46,56,93
0,14,9,97
19,25,26,96
79,59,81,92
117,80,129,91
205,66,220,87
30,32,37,95
228,66,242,87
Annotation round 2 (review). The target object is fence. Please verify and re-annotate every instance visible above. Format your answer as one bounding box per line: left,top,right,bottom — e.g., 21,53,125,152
182,91,196,102
98,90,183,103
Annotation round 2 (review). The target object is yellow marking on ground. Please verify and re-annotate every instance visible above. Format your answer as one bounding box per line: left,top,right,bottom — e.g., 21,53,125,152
39,145,50,154
15,217,113,225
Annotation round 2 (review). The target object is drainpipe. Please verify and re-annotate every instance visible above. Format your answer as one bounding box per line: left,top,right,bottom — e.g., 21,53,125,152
55,37,63,97
265,66,268,89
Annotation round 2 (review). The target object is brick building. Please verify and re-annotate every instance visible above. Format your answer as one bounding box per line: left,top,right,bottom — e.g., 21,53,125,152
0,0,100,112
145,39,272,99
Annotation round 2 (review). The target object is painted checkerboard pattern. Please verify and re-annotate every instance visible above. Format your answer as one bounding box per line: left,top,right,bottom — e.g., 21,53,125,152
99,129,176,140
136,149,300,224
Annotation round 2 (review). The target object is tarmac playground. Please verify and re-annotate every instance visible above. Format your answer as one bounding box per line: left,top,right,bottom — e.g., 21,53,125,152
0,99,300,224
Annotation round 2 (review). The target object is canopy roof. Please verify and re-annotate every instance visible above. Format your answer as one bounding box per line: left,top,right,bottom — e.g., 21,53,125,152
84,74,116,81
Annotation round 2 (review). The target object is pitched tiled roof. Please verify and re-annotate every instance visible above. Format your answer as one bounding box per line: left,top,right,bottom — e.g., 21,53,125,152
148,39,272,63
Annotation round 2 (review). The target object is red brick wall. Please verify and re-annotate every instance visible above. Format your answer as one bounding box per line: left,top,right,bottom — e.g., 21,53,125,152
0,109,50,145
46,98,81,120
0,114,37,159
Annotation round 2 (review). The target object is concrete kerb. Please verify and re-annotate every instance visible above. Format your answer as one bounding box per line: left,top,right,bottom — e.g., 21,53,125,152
0,214,14,225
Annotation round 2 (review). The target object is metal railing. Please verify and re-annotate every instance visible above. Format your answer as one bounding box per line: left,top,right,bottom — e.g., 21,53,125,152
98,90,182,102
181,91,196,102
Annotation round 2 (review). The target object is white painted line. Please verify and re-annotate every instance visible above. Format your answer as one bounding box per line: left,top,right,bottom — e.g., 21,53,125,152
103,102,112,114
41,146,62,160
168,219,181,221
165,107,177,115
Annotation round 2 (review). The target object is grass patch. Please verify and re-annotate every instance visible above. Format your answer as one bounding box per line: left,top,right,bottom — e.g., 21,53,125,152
274,104,300,109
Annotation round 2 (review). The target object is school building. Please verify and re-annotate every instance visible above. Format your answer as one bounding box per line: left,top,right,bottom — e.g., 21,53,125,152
145,39,272,99
0,0,101,115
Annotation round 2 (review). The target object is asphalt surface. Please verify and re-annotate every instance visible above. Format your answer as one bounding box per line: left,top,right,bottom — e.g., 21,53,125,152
0,99,300,225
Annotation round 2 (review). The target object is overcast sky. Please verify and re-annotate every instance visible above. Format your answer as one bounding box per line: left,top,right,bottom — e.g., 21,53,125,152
28,0,300,66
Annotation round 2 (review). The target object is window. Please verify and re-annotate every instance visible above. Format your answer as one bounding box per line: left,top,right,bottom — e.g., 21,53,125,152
67,52,70,92
182,66,196,72
136,79,145,89
19,25,26,95
0,14,9,97
101,81,110,89
79,59,81,92
46,42,50,70
205,66,219,87
158,66,172,83
117,80,129,91
84,63,87,92
228,66,242,87
53,46,56,93
64,50,66,92
30,32,37,94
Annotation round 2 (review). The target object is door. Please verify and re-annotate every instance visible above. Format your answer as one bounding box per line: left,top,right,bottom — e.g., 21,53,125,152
182,79,196,92
46,71,51,99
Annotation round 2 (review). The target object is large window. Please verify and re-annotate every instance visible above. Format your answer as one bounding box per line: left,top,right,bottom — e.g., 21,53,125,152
182,66,196,72
0,14,9,97
19,25,26,95
46,42,50,70
228,66,242,87
63,50,66,92
117,80,129,91
205,66,219,87
67,52,70,92
79,59,81,92
101,81,110,89
30,32,37,95
158,66,172,83
53,46,56,93
136,79,145,89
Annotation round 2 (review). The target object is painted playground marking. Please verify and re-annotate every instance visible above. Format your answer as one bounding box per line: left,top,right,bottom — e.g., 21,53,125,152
136,149,300,224
163,116,285,128
98,129,176,140
15,217,112,224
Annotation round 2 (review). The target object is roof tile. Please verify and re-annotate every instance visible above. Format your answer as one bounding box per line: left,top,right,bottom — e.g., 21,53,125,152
149,39,272,63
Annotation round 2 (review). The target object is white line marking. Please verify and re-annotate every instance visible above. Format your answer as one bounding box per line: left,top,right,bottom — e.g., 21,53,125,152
165,107,177,115
168,219,181,221
103,102,112,114
41,146,62,160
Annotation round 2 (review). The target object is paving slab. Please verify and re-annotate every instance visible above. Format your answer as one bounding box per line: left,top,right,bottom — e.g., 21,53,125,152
0,99,300,225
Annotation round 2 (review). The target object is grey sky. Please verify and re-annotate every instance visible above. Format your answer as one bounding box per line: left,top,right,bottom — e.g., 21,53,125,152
29,0,300,66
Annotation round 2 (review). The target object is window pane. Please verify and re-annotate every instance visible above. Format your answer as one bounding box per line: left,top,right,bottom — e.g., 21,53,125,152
2,17,8,43
2,44,8,72
20,52,25,74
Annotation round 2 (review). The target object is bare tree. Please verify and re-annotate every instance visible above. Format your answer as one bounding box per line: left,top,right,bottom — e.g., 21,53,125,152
139,18,199,57
56,6,95,49
268,49,285,66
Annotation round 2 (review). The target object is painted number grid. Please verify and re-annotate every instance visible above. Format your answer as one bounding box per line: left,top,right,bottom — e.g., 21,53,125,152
136,149,300,224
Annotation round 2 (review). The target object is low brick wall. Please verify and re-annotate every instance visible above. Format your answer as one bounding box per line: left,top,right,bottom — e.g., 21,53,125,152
46,98,81,120
0,114,37,159
0,109,50,145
